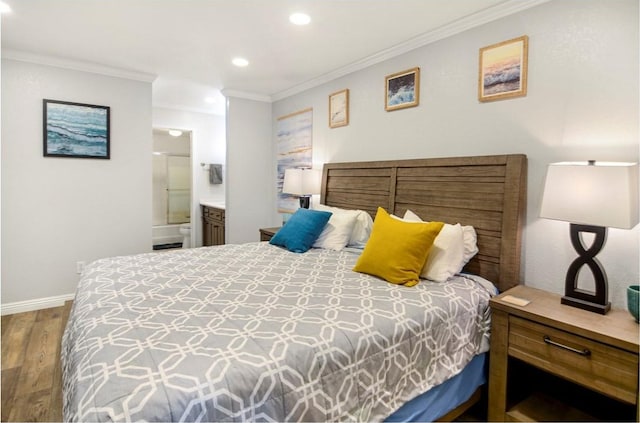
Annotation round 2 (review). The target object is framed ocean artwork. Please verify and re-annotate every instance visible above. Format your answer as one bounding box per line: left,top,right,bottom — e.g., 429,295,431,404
329,89,349,128
385,67,420,111
478,35,528,102
276,108,313,214
43,99,110,159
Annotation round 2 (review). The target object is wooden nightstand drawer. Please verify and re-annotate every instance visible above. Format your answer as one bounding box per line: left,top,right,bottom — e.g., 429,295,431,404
259,227,280,242
508,315,639,404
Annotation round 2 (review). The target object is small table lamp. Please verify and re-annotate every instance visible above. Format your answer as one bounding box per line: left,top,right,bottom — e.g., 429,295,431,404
540,161,639,314
282,168,321,209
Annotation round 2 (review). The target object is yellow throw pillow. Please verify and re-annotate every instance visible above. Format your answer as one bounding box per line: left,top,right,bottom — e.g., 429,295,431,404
353,207,444,286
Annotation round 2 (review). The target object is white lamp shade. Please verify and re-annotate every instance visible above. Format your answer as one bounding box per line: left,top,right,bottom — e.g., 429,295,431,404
540,161,639,229
282,168,321,196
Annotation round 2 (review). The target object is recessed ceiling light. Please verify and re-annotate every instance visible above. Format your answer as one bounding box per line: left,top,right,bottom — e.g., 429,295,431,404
289,12,311,26
168,129,183,137
232,57,249,67
0,2,12,13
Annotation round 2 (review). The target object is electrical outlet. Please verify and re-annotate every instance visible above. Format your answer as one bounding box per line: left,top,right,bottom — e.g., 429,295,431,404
76,261,85,274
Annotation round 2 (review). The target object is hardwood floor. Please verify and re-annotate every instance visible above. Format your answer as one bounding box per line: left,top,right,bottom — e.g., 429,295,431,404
1,302,72,422
1,301,484,422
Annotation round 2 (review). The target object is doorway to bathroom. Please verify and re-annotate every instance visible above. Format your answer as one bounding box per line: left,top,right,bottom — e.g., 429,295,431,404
152,128,192,250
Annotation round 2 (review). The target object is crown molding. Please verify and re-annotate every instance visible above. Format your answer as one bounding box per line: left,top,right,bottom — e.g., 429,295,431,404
2,0,551,103
1,49,157,83
220,89,272,103
271,0,551,102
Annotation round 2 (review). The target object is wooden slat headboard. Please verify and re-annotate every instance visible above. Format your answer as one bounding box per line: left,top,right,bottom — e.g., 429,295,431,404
320,154,527,292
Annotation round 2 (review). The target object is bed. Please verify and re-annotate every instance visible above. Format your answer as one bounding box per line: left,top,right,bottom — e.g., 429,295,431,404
62,154,527,422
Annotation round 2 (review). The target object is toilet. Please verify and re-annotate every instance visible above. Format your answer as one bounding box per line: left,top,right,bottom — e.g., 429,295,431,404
179,223,191,248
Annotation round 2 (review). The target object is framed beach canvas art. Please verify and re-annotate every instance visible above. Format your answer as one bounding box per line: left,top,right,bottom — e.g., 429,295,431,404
276,108,313,214
385,67,420,111
43,99,110,159
478,35,528,102
329,89,349,128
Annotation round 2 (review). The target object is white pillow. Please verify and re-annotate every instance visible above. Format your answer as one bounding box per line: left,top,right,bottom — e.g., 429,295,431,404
402,210,478,282
404,210,478,265
461,225,479,263
425,224,466,282
312,204,373,248
313,212,357,251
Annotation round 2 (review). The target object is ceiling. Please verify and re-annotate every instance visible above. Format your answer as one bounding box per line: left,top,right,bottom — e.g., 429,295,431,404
1,0,541,115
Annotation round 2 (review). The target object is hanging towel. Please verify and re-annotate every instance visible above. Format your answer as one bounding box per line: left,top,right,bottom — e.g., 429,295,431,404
209,164,223,184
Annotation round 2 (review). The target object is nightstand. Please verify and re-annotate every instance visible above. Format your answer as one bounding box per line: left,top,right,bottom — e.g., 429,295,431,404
488,285,639,422
259,227,280,242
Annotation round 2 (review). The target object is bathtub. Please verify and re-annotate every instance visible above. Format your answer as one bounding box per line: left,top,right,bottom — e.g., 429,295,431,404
152,224,184,247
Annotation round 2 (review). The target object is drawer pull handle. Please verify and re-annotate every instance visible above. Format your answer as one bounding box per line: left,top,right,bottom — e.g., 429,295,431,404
543,336,591,356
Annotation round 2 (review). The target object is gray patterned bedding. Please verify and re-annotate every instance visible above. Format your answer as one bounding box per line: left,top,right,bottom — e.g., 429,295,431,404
62,242,496,422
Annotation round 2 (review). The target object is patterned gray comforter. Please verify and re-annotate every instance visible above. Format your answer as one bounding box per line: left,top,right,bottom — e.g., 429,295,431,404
62,242,496,422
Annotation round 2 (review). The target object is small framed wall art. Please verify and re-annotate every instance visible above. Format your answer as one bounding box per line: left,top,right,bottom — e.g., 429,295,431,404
329,89,349,128
385,67,420,111
478,35,528,102
43,99,110,159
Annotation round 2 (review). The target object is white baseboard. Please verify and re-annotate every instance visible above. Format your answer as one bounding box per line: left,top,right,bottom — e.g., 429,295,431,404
1,293,76,316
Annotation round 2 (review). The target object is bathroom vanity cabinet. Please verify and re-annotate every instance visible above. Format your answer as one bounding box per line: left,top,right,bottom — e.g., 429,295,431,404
202,205,225,246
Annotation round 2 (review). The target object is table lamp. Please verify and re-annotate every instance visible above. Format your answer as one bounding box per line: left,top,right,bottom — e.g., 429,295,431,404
540,161,639,314
282,168,321,209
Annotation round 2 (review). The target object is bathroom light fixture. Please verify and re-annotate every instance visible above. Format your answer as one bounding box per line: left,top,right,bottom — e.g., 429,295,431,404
168,129,183,137
232,57,249,67
289,12,311,26
540,161,639,314
0,2,11,14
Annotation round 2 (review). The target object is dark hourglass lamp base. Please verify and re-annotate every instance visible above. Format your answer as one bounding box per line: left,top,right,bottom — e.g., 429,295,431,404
561,223,611,314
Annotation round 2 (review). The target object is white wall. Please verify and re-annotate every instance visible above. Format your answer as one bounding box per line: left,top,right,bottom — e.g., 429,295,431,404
225,96,276,244
271,0,639,309
1,59,153,307
152,107,225,247
153,130,190,156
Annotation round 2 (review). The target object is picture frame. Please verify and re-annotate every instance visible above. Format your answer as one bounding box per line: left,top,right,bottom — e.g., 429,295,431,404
43,99,110,159
276,108,313,213
478,35,528,102
329,89,349,128
385,67,420,111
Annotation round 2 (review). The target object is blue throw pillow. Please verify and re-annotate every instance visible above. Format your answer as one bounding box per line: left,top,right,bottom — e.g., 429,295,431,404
269,208,332,253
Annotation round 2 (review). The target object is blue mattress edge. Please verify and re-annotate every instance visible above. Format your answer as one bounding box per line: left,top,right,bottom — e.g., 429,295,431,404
385,352,487,422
